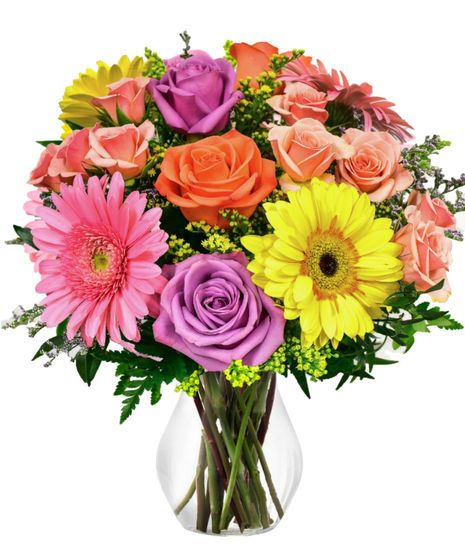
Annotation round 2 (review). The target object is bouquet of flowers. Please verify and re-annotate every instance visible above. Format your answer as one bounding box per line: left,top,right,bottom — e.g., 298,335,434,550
4,32,464,536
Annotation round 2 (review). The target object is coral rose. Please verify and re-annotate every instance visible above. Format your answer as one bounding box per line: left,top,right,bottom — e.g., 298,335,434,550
336,128,413,202
28,143,61,191
395,206,452,301
155,129,277,227
92,76,150,124
268,118,352,191
267,82,328,124
408,191,456,229
86,120,154,179
29,129,91,192
230,41,278,88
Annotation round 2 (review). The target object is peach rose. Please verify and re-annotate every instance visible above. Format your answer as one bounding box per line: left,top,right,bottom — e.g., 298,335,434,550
267,82,328,125
92,76,150,124
268,118,353,191
408,191,456,229
336,128,413,202
395,207,452,301
230,41,278,88
28,129,91,192
28,143,61,191
48,128,90,181
86,120,154,179
155,129,277,227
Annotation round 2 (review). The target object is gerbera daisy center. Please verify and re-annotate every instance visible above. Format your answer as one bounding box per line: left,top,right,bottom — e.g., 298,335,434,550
305,232,358,293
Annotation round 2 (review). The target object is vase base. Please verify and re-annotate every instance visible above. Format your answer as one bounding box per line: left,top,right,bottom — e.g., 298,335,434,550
183,522,280,537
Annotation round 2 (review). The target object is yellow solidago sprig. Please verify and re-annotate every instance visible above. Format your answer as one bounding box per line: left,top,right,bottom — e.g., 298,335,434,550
59,55,144,133
201,233,237,254
144,47,167,79
224,360,261,388
176,369,202,397
168,235,198,263
241,179,404,348
287,337,335,381
260,344,287,374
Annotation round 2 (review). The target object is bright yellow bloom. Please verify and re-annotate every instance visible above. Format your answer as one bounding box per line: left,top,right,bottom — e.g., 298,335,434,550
242,179,403,348
58,55,144,134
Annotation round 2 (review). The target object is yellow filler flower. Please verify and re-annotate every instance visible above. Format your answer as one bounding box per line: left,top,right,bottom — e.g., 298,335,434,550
58,55,144,133
242,179,403,348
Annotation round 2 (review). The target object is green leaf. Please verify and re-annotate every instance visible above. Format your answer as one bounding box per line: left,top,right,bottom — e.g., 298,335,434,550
429,316,464,330
56,319,69,338
75,351,102,386
65,120,83,131
32,336,65,361
150,383,162,405
372,357,398,365
13,225,38,250
423,279,445,294
115,103,133,125
36,140,62,147
120,393,141,423
291,369,310,398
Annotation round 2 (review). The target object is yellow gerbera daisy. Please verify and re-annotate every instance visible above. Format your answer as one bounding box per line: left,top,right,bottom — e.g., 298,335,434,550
242,179,403,348
58,55,145,134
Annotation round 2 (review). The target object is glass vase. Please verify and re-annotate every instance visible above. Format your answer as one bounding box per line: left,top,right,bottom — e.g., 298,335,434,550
157,372,303,535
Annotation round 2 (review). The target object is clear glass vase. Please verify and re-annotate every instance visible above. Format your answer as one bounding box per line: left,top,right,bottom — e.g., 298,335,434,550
157,372,303,535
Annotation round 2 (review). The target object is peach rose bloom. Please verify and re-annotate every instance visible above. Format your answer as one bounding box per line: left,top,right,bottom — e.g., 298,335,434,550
48,128,90,181
268,118,353,192
395,206,452,301
336,128,413,202
86,120,154,179
408,191,456,229
92,76,150,124
230,41,278,88
28,143,61,191
155,129,277,227
267,82,328,124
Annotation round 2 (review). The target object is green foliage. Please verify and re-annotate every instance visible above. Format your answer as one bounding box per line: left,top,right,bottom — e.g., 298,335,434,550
36,140,61,147
93,321,196,423
75,350,104,386
223,40,236,67
13,225,37,250
325,102,360,135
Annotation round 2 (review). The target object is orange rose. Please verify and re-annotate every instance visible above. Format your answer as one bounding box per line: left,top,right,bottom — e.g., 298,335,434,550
230,42,279,88
155,129,277,227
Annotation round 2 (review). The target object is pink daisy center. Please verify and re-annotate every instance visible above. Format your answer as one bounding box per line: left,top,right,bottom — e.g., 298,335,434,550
62,224,128,300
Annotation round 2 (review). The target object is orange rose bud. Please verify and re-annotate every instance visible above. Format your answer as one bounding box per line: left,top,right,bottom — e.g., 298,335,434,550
155,129,277,227
229,41,279,88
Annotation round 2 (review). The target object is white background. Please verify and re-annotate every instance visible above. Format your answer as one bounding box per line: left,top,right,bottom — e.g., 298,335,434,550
1,1,464,557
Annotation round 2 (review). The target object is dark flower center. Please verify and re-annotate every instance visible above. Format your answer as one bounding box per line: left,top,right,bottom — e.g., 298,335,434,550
319,252,338,277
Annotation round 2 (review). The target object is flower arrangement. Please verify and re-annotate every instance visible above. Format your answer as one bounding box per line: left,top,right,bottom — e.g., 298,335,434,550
4,32,464,536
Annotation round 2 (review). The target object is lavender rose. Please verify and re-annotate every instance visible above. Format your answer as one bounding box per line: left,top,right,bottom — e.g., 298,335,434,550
147,53,243,135
153,252,285,371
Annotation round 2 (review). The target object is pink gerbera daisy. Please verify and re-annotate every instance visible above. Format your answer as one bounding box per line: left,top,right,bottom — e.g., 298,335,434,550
32,172,168,347
282,56,413,142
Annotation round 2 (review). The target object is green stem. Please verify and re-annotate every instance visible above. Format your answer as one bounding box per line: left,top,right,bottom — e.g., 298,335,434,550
219,383,258,531
204,376,260,527
205,438,221,534
174,477,196,516
236,390,285,519
194,392,247,529
195,438,208,532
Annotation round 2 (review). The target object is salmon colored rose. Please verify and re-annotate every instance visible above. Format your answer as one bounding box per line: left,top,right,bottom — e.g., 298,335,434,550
336,128,413,202
395,206,453,301
92,76,150,124
230,41,278,88
28,143,61,191
86,120,154,179
29,129,91,192
155,129,277,227
408,191,456,229
267,82,328,124
268,118,353,192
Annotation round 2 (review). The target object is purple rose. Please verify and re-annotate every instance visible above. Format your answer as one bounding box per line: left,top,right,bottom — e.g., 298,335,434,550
147,53,243,135
153,252,285,371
